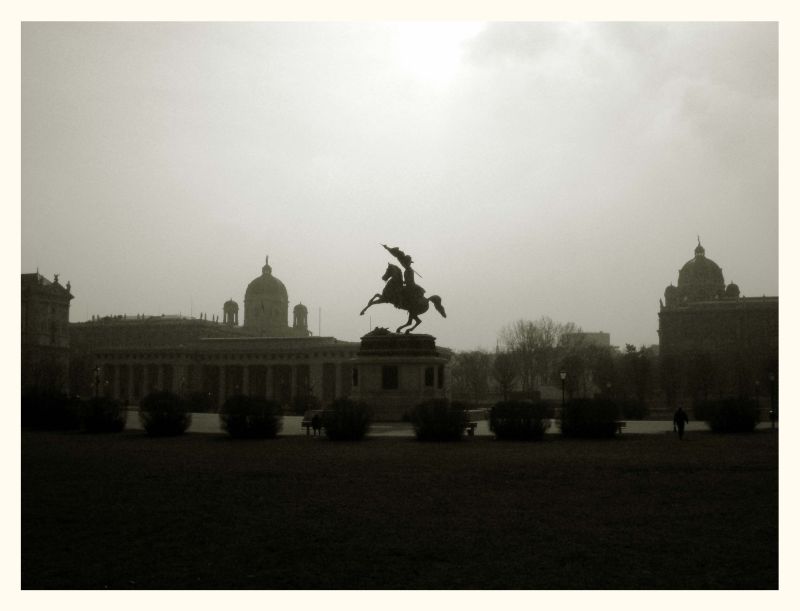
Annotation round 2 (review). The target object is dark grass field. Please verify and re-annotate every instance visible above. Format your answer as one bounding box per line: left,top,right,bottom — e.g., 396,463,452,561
21,429,778,589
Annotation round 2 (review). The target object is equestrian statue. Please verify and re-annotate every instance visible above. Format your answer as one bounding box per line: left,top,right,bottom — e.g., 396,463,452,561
360,244,447,334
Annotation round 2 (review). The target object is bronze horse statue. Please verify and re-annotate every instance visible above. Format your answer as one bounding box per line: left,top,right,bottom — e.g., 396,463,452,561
360,263,446,334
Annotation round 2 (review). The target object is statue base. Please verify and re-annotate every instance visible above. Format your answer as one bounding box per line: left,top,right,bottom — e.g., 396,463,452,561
348,328,451,422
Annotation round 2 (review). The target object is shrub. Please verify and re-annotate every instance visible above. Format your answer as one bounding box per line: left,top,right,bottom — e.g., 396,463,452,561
220,395,283,438
185,391,217,413
489,400,553,441
322,399,372,441
617,398,649,420
21,391,81,430
139,391,191,436
81,396,126,433
693,398,759,433
560,398,620,438
410,399,469,442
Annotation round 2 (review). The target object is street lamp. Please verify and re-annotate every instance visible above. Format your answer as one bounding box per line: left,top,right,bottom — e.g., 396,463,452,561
93,366,101,398
768,372,777,429
560,370,567,415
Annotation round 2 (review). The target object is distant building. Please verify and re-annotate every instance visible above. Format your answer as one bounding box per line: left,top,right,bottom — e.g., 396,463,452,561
561,331,611,349
21,272,73,393
242,256,310,337
63,256,451,410
657,240,778,405
67,256,361,405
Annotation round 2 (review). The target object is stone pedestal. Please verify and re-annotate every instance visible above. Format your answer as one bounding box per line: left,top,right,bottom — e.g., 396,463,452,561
348,328,451,422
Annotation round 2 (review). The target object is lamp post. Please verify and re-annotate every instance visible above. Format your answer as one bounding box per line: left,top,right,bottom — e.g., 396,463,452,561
93,366,101,398
560,369,567,417
768,372,776,429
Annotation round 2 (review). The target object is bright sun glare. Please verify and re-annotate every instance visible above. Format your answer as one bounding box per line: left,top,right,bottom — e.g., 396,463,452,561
391,22,485,86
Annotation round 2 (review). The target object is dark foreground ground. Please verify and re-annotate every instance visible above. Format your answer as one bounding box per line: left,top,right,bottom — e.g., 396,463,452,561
22,429,778,589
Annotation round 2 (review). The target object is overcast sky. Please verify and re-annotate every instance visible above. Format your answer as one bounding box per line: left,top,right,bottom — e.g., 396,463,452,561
21,21,778,351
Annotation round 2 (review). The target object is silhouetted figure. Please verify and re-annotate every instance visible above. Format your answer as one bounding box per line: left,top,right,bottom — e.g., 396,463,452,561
311,413,322,436
360,245,446,334
673,407,689,440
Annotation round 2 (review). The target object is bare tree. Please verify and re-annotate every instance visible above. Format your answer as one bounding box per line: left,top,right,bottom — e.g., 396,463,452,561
450,350,491,407
491,350,518,401
499,317,580,391
621,344,655,403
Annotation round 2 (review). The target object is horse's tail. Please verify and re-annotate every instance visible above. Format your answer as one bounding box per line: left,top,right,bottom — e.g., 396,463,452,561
429,295,446,318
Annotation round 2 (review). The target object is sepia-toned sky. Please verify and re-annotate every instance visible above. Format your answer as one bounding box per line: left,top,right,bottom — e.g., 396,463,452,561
21,21,778,351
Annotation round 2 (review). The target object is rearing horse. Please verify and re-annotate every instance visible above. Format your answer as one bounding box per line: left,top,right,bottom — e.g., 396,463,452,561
360,263,446,334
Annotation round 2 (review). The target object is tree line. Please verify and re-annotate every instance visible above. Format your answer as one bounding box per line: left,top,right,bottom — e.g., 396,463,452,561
450,315,771,412
450,316,637,406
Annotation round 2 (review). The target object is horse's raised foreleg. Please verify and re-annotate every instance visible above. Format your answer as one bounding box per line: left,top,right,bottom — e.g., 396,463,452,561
360,294,384,316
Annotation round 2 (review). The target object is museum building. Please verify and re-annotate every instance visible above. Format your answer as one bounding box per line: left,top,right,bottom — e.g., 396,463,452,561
67,257,363,406
657,241,778,403
66,256,452,413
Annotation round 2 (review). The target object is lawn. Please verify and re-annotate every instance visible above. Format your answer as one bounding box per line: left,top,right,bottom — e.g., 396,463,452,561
21,429,778,589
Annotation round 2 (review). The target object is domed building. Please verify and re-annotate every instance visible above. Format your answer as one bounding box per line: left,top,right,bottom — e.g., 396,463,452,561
658,240,778,407
65,255,362,409
671,241,726,304
242,256,309,337
663,240,747,307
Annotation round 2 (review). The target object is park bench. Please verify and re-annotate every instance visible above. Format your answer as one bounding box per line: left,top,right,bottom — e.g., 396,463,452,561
615,421,627,434
302,410,325,436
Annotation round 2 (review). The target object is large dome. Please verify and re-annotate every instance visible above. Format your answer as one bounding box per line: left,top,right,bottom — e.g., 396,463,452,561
243,256,289,333
245,257,288,302
674,241,725,302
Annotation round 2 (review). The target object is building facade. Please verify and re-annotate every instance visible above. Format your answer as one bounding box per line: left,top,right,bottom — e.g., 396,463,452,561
657,241,778,405
21,272,73,393
64,256,453,411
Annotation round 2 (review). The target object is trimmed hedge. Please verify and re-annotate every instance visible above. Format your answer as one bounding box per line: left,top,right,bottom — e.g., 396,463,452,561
693,398,759,433
220,395,283,438
617,398,649,420
322,399,372,441
411,399,469,442
21,391,81,430
490,400,553,441
139,391,191,436
81,397,126,433
560,398,620,438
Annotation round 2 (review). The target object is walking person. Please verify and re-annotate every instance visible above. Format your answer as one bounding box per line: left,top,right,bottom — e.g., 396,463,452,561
673,406,689,440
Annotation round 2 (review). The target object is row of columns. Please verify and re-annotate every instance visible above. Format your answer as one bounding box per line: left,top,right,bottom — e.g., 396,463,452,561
101,361,345,408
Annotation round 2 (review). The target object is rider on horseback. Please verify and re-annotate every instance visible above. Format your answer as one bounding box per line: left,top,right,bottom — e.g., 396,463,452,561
361,244,446,334
382,244,424,309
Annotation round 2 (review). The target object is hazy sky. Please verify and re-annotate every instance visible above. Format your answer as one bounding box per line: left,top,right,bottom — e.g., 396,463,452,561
21,22,778,351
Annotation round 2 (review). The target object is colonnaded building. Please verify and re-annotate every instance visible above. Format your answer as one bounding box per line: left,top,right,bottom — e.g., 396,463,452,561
657,241,778,405
67,257,363,407
24,256,452,414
